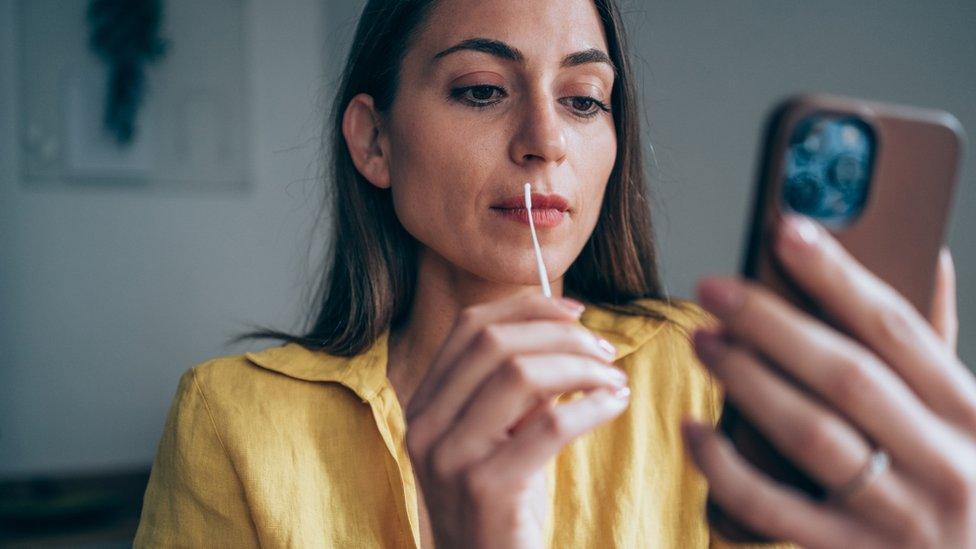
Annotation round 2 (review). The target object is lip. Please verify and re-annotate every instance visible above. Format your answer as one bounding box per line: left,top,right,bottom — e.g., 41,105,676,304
491,192,571,212
490,191,571,228
490,207,566,228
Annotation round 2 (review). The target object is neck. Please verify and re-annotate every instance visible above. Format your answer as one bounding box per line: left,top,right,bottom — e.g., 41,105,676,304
387,246,564,407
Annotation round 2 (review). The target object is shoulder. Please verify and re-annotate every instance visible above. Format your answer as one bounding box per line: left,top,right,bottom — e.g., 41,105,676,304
189,342,360,394
187,350,297,406
177,344,368,436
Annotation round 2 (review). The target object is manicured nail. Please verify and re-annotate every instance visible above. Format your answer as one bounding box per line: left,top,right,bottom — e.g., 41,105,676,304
557,297,585,315
596,338,617,360
780,214,820,251
692,330,727,363
696,277,745,318
612,386,631,400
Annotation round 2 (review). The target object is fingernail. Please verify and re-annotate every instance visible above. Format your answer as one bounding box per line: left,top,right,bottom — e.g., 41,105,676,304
696,277,745,318
780,214,820,252
557,297,585,315
681,419,706,445
596,338,617,360
612,386,630,400
692,330,727,364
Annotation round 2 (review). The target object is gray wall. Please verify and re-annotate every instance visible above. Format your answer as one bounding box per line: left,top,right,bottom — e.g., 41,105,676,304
0,0,973,476
636,2,976,333
0,0,329,476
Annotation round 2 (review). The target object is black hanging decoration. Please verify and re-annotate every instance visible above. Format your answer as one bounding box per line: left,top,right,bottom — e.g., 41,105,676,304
87,0,168,146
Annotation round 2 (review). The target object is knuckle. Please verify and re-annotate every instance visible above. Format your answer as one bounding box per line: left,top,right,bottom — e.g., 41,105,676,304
404,400,427,425
828,357,875,406
429,442,458,481
714,345,745,376
934,460,974,510
736,282,762,313
900,516,938,549
528,292,553,309
460,465,493,500
959,405,976,435
540,408,572,439
752,501,788,538
456,307,480,330
474,324,505,353
405,425,428,460
791,419,837,460
731,491,767,530
872,303,916,347
500,356,534,391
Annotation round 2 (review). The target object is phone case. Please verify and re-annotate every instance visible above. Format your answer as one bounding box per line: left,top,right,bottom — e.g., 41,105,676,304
707,94,965,542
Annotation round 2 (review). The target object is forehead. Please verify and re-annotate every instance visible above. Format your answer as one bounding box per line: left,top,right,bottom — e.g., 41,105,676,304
412,0,610,64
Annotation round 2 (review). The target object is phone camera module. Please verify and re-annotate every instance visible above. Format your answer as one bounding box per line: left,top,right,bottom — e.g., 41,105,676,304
782,114,875,226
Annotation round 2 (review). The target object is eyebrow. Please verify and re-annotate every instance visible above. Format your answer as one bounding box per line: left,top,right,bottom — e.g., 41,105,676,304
432,37,617,75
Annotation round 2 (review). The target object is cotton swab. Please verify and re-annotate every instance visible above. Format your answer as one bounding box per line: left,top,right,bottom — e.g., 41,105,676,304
524,182,552,298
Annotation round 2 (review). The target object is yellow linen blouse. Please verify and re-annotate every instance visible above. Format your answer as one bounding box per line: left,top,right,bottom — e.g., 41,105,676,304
134,299,794,548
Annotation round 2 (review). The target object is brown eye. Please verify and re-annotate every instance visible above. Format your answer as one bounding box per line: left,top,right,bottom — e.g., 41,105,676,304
572,97,596,112
469,86,497,101
561,96,610,119
450,85,507,109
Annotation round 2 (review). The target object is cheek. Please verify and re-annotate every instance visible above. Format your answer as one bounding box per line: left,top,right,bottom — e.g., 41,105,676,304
384,107,497,249
573,125,617,239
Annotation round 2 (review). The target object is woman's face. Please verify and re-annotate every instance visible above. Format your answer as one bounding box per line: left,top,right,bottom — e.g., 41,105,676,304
368,0,617,287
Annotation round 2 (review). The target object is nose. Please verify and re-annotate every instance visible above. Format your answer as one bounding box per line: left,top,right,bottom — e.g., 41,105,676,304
509,93,568,168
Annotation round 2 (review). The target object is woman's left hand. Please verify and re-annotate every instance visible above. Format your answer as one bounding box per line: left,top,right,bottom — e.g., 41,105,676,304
684,214,976,549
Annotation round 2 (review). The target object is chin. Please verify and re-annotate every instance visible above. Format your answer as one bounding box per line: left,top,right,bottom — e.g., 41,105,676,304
470,255,572,289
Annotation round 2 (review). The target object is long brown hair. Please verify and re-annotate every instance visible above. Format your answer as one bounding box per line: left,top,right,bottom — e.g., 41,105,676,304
235,0,673,357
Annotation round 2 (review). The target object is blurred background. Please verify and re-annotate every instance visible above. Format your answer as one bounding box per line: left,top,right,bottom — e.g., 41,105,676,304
1,0,974,545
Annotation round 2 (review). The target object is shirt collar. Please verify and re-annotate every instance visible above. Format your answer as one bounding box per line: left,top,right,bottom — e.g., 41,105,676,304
245,331,390,402
244,301,670,401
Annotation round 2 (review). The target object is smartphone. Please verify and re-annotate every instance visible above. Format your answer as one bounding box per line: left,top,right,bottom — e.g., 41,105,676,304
707,94,966,542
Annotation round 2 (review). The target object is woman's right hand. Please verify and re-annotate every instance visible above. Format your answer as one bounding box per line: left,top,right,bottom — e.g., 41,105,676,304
405,290,631,548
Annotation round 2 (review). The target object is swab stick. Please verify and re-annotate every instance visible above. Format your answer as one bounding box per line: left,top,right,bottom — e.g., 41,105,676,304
524,182,552,298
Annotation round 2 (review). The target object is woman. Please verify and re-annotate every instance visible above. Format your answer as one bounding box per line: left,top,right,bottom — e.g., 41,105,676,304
134,0,976,547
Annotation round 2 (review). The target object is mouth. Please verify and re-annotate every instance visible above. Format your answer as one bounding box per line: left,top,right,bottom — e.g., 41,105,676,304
490,192,570,229
492,192,571,212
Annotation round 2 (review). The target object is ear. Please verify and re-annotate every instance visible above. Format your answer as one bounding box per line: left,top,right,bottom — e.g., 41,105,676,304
342,93,391,189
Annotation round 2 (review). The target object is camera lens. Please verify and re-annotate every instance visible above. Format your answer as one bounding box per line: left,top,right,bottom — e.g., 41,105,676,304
784,172,825,214
830,154,865,194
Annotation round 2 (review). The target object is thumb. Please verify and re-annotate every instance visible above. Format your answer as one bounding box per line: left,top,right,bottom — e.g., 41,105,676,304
929,246,958,353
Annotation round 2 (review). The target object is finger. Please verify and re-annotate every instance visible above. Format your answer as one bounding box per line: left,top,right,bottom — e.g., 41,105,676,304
774,215,976,433
694,331,923,536
696,277,954,490
681,421,884,549
929,247,958,353
408,322,616,455
409,290,587,412
694,330,871,490
481,387,630,484
433,354,628,472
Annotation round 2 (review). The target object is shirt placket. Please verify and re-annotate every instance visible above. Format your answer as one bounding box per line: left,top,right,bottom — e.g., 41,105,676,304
367,382,421,549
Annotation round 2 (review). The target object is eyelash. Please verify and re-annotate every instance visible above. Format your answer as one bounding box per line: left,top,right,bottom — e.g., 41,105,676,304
449,85,611,119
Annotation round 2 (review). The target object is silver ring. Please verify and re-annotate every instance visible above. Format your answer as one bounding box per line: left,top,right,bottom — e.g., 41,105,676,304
827,448,890,505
